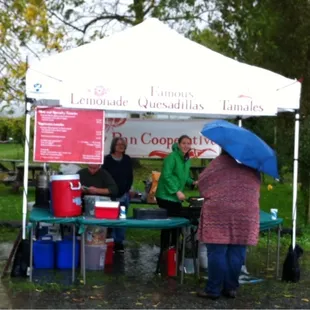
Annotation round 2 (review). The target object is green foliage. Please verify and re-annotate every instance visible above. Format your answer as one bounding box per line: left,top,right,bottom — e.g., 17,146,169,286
0,117,34,144
192,0,310,222
0,0,65,103
48,0,210,43
1,0,210,105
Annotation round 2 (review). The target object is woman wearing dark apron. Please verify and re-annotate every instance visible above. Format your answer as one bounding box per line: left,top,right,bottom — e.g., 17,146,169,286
102,137,133,253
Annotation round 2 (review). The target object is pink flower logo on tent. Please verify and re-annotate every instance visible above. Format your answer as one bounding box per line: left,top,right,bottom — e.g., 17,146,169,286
238,94,252,99
94,86,108,97
105,118,127,133
148,148,217,158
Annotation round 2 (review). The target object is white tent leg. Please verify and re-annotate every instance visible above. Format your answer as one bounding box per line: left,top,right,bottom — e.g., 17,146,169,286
238,119,242,127
292,113,300,249
22,102,31,240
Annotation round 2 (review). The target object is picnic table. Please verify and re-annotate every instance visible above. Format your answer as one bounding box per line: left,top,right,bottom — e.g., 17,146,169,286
2,163,49,192
0,159,23,172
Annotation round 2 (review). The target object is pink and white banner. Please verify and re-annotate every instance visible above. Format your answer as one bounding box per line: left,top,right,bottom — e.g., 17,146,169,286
104,119,221,158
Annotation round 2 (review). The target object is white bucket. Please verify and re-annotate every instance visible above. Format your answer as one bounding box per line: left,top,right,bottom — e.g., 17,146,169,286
85,244,107,271
199,242,208,269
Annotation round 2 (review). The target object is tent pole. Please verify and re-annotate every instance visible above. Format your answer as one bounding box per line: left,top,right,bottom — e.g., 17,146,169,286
292,112,300,249
22,100,31,240
238,117,242,127
22,56,31,240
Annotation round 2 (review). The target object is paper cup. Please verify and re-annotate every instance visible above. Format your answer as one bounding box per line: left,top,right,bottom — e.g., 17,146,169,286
270,208,278,220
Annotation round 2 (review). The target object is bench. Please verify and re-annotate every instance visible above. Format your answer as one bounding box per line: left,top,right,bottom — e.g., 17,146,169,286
2,163,49,192
0,159,23,172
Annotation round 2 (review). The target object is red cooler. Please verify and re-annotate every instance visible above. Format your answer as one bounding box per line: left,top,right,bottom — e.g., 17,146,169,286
50,174,82,217
94,201,120,219
167,247,177,277
105,238,114,265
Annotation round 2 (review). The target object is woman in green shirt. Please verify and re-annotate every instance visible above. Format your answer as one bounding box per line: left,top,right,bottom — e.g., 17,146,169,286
156,135,197,251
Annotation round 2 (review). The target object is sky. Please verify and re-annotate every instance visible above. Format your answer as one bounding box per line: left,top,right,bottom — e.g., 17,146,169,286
4,0,211,118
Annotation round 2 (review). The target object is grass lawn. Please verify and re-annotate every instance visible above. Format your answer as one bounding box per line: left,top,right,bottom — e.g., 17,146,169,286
0,144,309,250
0,143,24,160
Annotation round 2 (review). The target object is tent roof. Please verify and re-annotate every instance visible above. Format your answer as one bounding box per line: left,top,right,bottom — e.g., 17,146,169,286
26,18,301,118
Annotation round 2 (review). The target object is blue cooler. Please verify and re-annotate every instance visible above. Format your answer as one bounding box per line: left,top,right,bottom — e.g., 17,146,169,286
33,235,55,269
56,237,80,269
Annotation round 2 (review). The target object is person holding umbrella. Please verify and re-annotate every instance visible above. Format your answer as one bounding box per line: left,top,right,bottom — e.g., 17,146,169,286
196,120,279,300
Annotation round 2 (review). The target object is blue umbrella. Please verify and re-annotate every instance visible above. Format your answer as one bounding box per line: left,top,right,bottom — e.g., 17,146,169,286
201,120,279,179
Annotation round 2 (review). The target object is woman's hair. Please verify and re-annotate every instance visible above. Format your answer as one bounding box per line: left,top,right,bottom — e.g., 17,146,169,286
110,137,127,154
178,135,191,144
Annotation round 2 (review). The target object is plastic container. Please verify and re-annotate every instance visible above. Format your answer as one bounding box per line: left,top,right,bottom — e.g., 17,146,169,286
33,235,55,269
133,208,167,219
84,195,111,217
50,174,82,217
95,201,120,219
167,247,177,277
56,238,80,269
85,244,107,270
179,258,199,274
27,201,35,212
105,238,114,265
199,242,208,269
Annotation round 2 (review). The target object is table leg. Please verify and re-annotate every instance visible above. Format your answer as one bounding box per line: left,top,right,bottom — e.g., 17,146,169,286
276,225,281,278
29,225,33,282
80,230,83,277
72,225,75,284
82,230,86,285
190,227,198,279
155,247,163,275
197,240,200,279
175,228,179,277
180,227,186,284
266,229,271,269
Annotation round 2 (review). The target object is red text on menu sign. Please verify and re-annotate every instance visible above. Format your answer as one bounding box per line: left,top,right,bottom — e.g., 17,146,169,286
34,107,105,164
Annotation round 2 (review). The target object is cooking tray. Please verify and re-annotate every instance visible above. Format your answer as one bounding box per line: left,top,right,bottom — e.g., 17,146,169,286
133,208,167,220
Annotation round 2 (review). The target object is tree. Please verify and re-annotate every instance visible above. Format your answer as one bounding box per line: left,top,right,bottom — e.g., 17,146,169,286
48,0,211,45
0,0,65,105
1,0,211,107
191,0,310,222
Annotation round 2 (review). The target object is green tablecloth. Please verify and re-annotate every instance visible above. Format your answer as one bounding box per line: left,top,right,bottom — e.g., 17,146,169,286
29,208,190,232
29,208,78,224
260,210,283,231
78,216,190,229
29,208,281,232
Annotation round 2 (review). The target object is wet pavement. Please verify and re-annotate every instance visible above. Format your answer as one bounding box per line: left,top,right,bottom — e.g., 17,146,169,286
1,242,310,309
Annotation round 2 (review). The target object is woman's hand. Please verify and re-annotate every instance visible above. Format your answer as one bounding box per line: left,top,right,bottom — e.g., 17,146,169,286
176,191,186,201
193,181,198,186
87,186,98,195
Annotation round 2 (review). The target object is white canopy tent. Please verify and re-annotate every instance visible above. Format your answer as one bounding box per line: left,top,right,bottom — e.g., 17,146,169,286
25,18,301,249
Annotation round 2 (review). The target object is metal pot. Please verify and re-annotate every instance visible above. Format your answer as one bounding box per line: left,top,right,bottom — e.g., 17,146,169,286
35,172,50,208
36,173,50,189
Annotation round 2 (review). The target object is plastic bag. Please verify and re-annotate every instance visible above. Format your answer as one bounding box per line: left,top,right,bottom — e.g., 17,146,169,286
11,240,30,278
199,242,208,269
59,164,81,175
86,226,107,245
147,171,161,203
149,171,161,195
